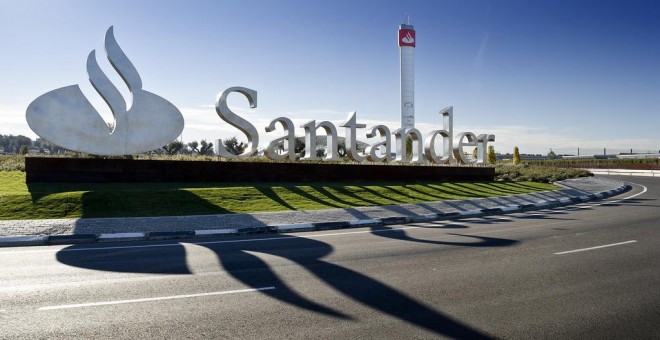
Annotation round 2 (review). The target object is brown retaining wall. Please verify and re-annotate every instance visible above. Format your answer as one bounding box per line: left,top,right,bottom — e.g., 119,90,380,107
25,157,494,183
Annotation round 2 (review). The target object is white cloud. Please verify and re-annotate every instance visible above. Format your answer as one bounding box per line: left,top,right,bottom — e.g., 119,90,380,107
0,105,37,138
2,102,655,156
470,32,489,88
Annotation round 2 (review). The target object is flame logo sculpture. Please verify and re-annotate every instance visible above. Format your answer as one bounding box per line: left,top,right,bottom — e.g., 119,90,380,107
402,32,414,44
26,27,184,155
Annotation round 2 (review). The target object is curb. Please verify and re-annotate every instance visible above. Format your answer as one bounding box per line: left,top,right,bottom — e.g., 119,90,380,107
0,184,631,247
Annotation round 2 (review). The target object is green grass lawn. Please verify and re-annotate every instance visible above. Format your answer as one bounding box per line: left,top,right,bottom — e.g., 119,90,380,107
0,171,557,220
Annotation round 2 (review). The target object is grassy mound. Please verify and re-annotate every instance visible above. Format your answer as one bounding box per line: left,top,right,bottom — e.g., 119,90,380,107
0,171,557,220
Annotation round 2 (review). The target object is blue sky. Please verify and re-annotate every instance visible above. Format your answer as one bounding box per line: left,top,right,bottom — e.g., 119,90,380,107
1,0,658,155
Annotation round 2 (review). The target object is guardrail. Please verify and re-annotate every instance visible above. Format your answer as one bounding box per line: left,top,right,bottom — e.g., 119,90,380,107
586,169,659,177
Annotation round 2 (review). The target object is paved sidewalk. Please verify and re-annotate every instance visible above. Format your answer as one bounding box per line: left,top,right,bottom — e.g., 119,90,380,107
0,176,629,246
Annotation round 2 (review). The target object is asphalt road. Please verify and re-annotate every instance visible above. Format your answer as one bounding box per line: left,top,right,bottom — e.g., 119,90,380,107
1,176,659,339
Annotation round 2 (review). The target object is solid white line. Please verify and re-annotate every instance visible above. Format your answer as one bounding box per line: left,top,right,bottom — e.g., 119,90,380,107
554,240,637,255
38,286,275,311
195,229,238,235
98,232,145,239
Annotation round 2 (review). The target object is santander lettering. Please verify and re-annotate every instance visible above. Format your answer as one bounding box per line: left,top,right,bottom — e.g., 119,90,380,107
214,87,495,165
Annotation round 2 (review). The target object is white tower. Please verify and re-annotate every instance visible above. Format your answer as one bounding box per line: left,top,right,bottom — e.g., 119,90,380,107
398,17,415,129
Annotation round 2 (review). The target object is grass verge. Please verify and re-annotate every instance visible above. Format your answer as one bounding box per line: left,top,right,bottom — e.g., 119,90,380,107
0,171,557,220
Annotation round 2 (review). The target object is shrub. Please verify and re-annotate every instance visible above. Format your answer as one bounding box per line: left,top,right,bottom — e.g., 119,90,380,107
487,146,497,164
0,155,25,171
495,164,592,183
513,146,520,165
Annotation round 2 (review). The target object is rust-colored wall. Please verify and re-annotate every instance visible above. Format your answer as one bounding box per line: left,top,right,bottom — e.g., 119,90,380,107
25,158,494,183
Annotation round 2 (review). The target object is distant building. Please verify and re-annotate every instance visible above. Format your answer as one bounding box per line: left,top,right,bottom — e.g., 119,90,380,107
398,17,415,129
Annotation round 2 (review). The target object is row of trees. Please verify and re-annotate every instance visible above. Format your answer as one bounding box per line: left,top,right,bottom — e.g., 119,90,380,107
0,134,218,157
0,135,67,155
168,136,511,163
3,134,534,166
0,135,34,154
161,139,215,155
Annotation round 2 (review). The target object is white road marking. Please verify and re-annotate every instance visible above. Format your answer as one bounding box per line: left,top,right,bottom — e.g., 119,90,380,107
554,240,637,255
38,286,275,311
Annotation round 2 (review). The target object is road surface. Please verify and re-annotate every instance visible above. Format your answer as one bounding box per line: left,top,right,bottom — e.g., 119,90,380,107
1,176,658,339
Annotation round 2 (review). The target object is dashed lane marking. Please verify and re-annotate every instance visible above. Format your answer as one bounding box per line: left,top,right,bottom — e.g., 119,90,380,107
38,286,275,311
554,240,637,255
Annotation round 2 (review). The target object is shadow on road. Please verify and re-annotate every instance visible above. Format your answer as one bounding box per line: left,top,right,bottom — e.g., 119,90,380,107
56,228,517,338
370,224,518,248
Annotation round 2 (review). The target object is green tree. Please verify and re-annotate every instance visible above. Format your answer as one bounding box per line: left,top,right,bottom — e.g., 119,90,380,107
19,145,29,155
294,137,305,156
487,145,497,164
472,147,478,160
405,136,413,161
0,135,32,154
513,146,521,165
199,140,214,156
547,150,557,160
223,137,246,155
187,141,199,154
162,140,184,155
337,139,347,157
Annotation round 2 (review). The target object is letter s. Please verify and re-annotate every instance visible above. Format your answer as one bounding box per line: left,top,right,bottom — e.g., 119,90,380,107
215,87,259,158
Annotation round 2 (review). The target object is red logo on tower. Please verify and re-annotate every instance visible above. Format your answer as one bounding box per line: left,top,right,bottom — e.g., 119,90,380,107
398,29,415,47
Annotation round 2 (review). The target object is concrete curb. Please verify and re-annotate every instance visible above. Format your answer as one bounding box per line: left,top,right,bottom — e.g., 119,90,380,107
1,183,631,247
0,235,47,247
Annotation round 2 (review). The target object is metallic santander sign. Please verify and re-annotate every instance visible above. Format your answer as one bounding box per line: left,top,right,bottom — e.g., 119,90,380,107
26,27,184,156
26,27,495,164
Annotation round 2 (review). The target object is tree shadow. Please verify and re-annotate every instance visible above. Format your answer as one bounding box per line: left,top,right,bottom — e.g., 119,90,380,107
333,186,384,206
601,198,658,208
370,224,519,248
27,183,231,218
442,199,488,211
452,217,515,225
79,190,231,218
473,182,525,195
421,183,480,199
419,221,470,229
56,230,511,338
405,185,451,201
416,202,444,214
342,207,383,221
504,182,551,191
358,186,408,204
313,186,373,207
513,213,574,221
254,187,299,211
380,204,420,216
381,186,430,202
451,183,503,197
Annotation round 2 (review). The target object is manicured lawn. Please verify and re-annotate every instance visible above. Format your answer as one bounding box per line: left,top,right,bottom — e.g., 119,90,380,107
0,171,557,220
